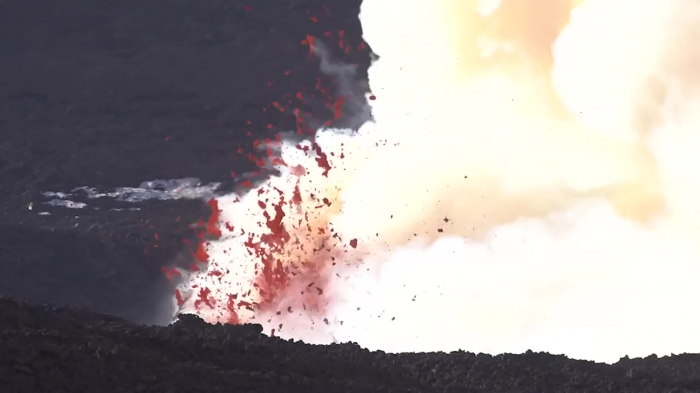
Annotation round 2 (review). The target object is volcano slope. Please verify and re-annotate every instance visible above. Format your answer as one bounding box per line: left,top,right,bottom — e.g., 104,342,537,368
1,0,700,392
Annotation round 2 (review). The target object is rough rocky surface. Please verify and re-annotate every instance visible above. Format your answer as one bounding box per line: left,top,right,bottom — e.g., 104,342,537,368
2,297,700,393
1,0,700,392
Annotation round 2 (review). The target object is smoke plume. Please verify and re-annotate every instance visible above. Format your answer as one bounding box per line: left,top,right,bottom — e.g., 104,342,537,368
176,0,700,363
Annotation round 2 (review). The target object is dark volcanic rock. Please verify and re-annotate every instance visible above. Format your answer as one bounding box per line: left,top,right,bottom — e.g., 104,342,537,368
1,297,700,392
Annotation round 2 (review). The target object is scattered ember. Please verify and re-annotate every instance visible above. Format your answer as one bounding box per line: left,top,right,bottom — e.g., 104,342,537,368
194,287,214,309
333,97,345,119
312,143,332,176
173,26,370,327
302,35,316,56
206,199,222,239
175,289,184,306
226,295,240,324
162,267,182,281
193,242,210,263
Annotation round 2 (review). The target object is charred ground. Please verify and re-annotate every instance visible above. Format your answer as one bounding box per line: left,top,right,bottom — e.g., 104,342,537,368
0,0,699,392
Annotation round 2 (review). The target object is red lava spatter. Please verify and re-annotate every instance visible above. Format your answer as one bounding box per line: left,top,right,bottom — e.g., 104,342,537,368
241,146,349,319
175,141,345,325
246,190,292,301
173,28,370,328
190,144,349,326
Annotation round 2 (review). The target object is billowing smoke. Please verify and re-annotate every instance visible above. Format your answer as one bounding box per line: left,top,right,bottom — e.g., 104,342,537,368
176,0,700,364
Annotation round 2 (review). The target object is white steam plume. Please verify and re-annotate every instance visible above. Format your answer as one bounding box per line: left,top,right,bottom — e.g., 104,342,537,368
176,0,700,364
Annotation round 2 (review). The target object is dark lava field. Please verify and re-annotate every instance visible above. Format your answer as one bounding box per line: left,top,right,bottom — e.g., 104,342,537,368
1,0,700,392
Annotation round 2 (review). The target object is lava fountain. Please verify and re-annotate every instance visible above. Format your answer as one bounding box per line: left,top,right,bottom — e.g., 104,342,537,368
176,0,700,363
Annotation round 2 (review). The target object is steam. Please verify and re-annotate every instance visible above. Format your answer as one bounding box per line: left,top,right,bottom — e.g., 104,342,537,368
176,0,700,364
